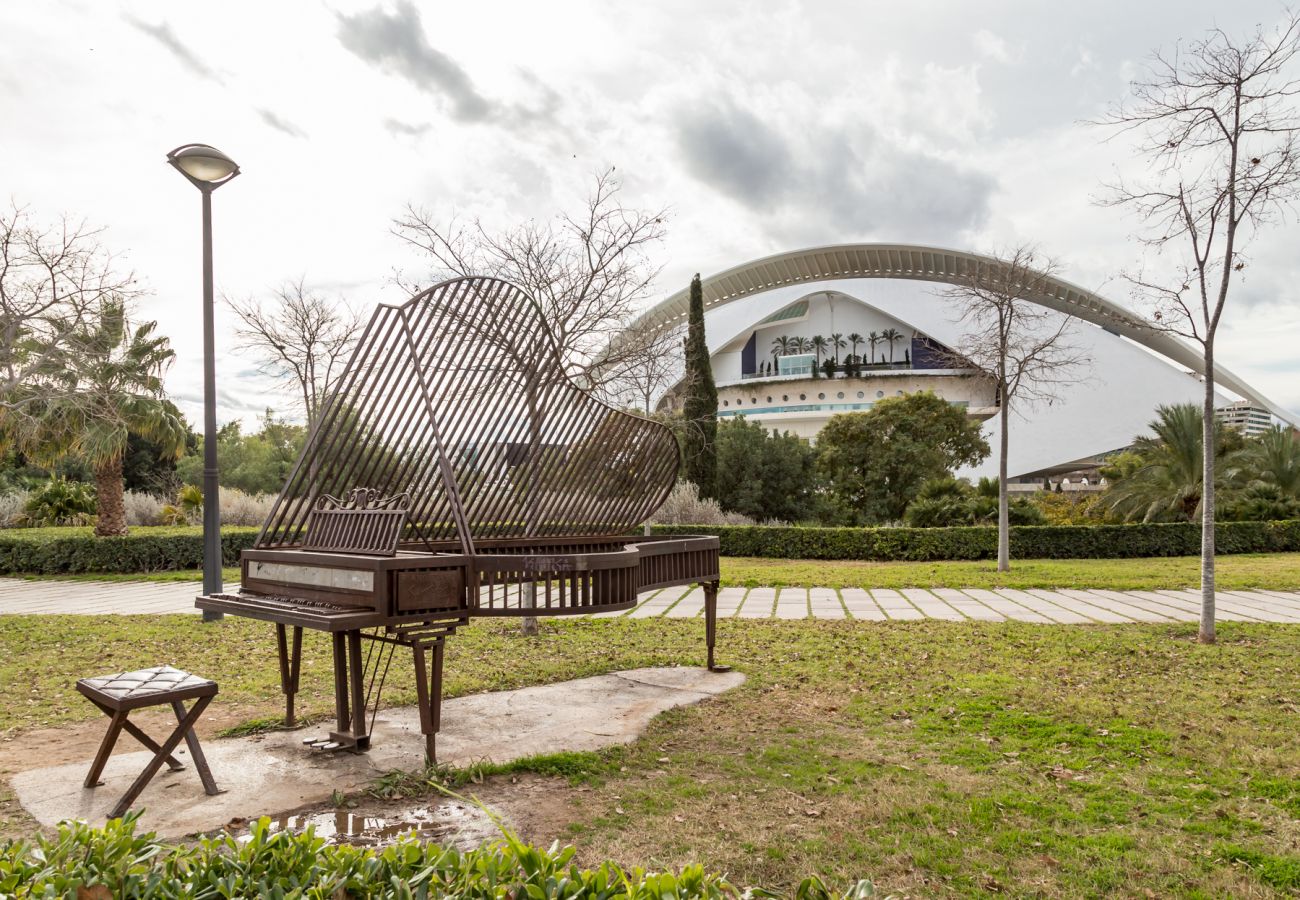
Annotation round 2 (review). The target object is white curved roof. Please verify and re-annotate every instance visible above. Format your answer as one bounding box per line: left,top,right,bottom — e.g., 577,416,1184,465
635,243,1297,426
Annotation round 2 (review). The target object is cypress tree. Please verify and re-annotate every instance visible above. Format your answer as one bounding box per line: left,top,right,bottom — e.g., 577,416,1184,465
680,273,718,498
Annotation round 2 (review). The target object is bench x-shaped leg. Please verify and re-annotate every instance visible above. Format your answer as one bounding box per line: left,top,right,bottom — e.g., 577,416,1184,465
83,698,186,786
87,696,221,820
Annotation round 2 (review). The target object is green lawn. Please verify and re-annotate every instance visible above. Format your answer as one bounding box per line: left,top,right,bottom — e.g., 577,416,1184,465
1,614,1299,895
19,551,1300,591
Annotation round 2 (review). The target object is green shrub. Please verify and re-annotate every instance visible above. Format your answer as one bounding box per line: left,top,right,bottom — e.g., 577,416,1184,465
0,814,873,899
649,520,1300,561
22,476,97,527
0,525,258,574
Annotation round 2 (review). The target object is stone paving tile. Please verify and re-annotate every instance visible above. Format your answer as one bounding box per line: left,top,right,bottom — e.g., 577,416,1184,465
869,589,925,621
774,587,809,620
839,588,886,621
1152,589,1268,622
1215,590,1300,622
665,587,704,618
1026,588,1135,624
736,587,774,619
959,588,1054,623
1062,589,1180,622
993,588,1098,624
628,586,686,619
715,587,747,617
900,588,965,621
809,587,845,620
930,588,1005,621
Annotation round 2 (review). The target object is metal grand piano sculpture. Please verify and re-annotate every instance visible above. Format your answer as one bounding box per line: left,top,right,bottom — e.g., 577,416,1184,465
198,276,723,761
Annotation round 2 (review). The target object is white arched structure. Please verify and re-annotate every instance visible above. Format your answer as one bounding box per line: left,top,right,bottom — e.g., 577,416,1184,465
632,243,1297,427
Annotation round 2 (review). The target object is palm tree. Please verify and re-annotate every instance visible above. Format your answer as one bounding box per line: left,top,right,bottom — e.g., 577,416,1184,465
792,336,812,354
1104,404,1242,523
867,331,881,364
809,335,830,368
829,332,846,365
771,335,793,365
882,328,904,364
3,302,187,536
1238,425,1300,496
847,332,864,362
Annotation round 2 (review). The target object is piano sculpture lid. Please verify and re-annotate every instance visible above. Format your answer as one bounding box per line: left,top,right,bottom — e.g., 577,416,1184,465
256,276,680,556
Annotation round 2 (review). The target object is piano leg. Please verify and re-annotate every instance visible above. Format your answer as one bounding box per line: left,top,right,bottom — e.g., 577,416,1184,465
410,639,445,765
347,630,370,750
704,581,731,673
275,625,303,727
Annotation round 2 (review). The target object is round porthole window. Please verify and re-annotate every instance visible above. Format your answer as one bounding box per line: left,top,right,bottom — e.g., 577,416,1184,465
876,391,884,398
836,391,844,399
782,395,789,401
766,395,772,403
857,391,864,399
896,390,904,396
723,400,729,407
818,392,825,400
750,398,757,404
799,393,806,400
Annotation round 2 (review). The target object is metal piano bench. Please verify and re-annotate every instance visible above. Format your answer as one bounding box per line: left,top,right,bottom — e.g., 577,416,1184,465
76,665,222,819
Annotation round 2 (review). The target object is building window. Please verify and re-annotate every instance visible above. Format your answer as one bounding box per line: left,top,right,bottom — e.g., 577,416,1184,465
799,394,806,400
876,391,884,398
782,395,789,401
750,398,757,404
723,400,729,407
836,391,844,399
896,390,904,396
736,398,742,405
818,392,825,400
766,396,772,403
857,391,864,399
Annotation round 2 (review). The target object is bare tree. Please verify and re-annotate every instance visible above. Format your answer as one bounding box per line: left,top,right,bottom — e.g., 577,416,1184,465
394,169,668,636
600,320,684,413
1094,13,1300,643
225,279,363,423
0,203,139,404
391,167,668,389
939,246,1088,572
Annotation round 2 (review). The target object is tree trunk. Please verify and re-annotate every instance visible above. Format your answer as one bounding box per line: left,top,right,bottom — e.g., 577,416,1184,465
1199,347,1217,644
998,402,1010,573
95,456,128,537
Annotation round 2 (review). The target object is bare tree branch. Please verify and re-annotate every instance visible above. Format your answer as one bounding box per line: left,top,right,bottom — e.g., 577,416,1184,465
391,167,669,389
938,245,1091,573
225,279,363,423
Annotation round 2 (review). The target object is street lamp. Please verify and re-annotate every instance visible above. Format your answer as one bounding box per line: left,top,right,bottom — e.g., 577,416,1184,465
167,143,240,622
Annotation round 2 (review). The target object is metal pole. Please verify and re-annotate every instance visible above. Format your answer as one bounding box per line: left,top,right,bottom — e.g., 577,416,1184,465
201,189,223,620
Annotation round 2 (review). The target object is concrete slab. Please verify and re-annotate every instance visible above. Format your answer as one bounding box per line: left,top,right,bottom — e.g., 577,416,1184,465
869,589,924,621
11,666,744,839
901,588,965,621
809,588,845,619
930,588,1005,622
774,587,809,620
738,587,775,618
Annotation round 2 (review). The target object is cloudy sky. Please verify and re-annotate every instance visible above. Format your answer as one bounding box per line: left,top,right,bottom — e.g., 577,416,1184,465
5,0,1300,428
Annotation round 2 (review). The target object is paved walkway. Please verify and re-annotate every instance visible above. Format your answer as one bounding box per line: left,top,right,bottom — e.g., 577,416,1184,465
3,578,1300,623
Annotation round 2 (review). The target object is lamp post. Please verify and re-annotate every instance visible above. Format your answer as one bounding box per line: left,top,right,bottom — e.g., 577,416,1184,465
167,144,240,622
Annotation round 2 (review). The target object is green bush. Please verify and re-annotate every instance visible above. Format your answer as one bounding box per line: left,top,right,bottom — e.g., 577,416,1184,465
649,520,1300,561
0,525,257,574
0,814,873,899
22,476,97,526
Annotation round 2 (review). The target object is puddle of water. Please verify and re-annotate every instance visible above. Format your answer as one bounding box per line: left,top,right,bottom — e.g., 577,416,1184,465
254,800,502,849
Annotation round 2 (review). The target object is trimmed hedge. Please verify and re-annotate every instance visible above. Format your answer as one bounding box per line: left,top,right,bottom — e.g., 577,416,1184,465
0,520,1297,575
650,520,1300,561
0,526,259,575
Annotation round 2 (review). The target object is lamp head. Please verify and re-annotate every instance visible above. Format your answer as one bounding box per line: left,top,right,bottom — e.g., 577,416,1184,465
167,144,239,191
